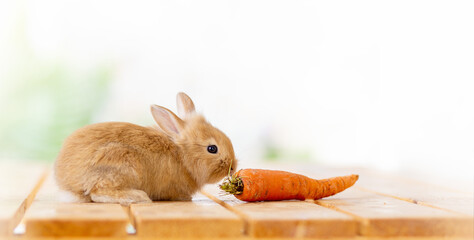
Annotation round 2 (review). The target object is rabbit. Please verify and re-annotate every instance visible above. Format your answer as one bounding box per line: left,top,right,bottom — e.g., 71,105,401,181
54,92,237,205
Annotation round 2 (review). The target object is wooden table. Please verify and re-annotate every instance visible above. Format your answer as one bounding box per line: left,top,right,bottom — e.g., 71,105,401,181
0,162,472,239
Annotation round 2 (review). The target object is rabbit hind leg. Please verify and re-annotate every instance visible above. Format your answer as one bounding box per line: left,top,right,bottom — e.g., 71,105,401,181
87,166,151,205
86,144,151,205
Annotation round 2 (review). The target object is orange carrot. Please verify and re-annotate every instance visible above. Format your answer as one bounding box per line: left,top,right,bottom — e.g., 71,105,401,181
220,169,358,202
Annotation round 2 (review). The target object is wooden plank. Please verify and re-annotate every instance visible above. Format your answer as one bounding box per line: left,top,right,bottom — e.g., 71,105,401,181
355,170,474,216
202,185,358,238
316,188,474,237
0,200,25,236
273,163,473,216
272,164,474,237
131,194,244,238
236,200,356,238
0,162,47,236
25,202,129,237
23,174,129,237
206,164,473,238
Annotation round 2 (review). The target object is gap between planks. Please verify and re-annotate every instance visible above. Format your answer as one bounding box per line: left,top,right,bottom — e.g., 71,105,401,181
353,169,473,216
200,190,251,236
23,172,131,237
22,169,50,211
129,195,244,238
273,164,473,216
201,173,473,238
315,188,473,237
355,186,473,217
20,169,242,238
9,163,473,238
204,187,473,238
314,199,369,236
0,166,49,237
200,187,358,238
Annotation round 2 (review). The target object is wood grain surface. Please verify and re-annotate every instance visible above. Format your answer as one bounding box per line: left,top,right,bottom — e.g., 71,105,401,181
202,163,473,238
271,164,474,216
0,162,47,236
1,162,473,239
131,198,243,238
23,175,129,237
316,188,473,237
201,185,358,238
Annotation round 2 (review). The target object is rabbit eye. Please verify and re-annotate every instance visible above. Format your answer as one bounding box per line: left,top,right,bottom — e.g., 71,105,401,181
207,145,218,154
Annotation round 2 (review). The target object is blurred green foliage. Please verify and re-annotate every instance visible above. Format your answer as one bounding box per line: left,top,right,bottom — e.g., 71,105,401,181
0,63,113,162
0,12,113,162
263,143,313,162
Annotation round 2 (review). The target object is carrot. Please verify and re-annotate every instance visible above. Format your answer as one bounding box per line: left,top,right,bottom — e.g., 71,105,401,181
219,169,358,202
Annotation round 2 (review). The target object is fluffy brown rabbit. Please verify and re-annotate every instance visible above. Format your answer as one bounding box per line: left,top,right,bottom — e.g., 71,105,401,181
54,92,237,205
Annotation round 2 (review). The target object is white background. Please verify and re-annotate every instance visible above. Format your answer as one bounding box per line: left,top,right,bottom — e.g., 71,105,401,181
1,0,473,185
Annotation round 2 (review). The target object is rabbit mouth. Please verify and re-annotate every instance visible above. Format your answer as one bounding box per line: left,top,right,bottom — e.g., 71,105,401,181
207,161,232,183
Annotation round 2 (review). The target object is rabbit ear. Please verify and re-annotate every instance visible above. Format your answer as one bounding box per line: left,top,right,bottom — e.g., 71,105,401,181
176,92,195,119
150,105,185,138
